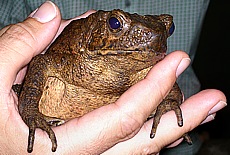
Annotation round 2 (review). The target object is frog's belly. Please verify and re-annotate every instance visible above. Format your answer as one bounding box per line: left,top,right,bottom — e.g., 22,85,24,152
39,67,151,120
39,77,119,120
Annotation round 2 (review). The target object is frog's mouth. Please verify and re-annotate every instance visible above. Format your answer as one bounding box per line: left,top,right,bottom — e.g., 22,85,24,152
96,49,140,55
96,49,165,55
94,49,166,62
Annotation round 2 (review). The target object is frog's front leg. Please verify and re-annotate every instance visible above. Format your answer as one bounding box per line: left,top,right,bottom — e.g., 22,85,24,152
18,55,64,153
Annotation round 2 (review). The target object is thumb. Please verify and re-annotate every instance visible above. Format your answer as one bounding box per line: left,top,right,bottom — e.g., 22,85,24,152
0,1,61,91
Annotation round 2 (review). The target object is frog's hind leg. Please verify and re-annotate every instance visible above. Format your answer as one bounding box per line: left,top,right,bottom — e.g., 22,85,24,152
150,99,183,138
149,82,192,144
21,110,58,153
149,99,192,144
149,83,182,138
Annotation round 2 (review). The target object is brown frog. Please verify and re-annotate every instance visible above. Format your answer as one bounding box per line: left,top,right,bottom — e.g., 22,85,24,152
14,9,192,153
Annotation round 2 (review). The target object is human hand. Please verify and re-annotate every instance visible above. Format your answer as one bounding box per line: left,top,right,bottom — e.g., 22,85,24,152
0,1,227,154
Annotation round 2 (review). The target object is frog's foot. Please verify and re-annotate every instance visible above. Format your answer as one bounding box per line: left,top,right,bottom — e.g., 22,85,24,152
149,99,183,138
44,116,65,127
24,112,57,153
149,100,192,144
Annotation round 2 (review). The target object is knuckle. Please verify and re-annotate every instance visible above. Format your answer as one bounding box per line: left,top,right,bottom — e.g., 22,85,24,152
3,23,36,48
117,113,142,139
0,21,39,61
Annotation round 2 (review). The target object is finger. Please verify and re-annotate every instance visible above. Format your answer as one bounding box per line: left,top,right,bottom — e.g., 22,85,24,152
166,138,183,148
54,51,190,154
152,89,226,151
165,95,225,148
116,51,190,124
101,89,227,154
0,1,61,92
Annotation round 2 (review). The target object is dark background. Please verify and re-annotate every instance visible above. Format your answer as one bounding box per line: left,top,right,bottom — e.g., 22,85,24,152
193,0,230,139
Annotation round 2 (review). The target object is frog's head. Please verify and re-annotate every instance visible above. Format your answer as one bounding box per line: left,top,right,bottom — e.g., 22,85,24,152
49,9,174,71
84,9,174,66
46,10,175,92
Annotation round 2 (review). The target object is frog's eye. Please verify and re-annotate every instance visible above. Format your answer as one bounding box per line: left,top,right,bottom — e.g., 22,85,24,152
108,17,121,30
169,22,175,36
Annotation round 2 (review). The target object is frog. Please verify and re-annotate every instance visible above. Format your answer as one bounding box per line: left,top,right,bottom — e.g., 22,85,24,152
13,9,192,153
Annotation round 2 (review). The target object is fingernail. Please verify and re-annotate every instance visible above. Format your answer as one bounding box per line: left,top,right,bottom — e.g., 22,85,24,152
176,58,191,77
208,100,227,115
201,113,216,124
31,1,57,23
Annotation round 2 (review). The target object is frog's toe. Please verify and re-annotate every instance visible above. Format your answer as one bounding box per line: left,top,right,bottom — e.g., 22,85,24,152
26,114,57,153
183,133,193,145
44,116,65,126
150,108,161,139
27,120,36,153
171,105,183,127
